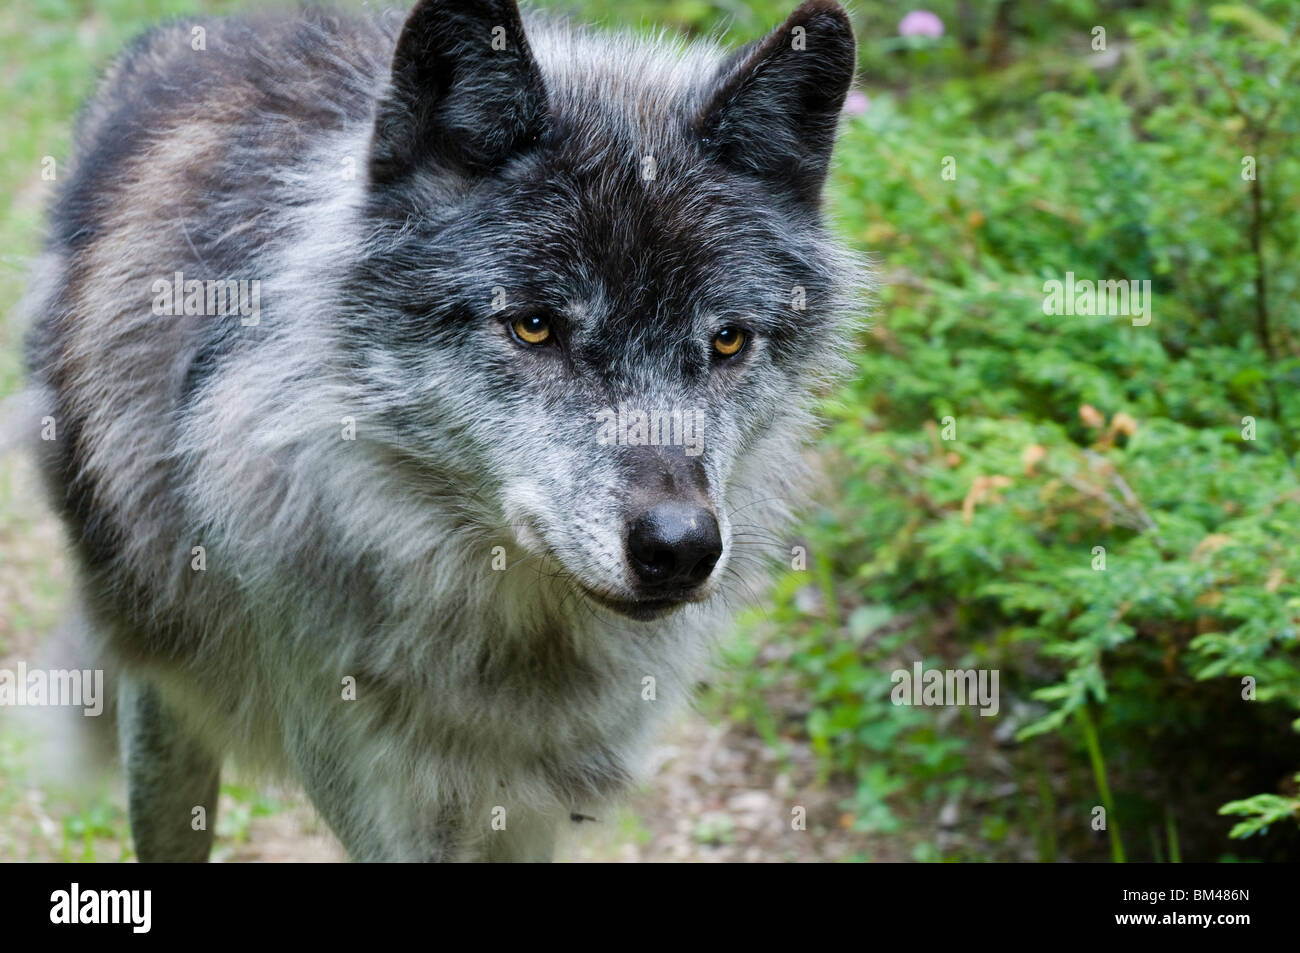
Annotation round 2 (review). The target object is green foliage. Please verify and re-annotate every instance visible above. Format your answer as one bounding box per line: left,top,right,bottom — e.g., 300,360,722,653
1219,775,1300,839
722,1,1300,860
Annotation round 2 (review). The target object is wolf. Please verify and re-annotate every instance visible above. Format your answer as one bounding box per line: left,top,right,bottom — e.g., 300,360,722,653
22,0,863,861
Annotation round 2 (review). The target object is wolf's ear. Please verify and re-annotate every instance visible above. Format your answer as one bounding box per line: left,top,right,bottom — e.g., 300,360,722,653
370,0,547,184
694,0,855,206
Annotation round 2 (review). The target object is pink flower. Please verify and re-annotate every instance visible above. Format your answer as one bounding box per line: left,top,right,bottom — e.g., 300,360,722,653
898,10,944,38
843,90,870,116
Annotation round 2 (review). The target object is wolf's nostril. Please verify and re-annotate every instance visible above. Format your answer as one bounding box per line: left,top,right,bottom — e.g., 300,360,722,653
626,503,722,590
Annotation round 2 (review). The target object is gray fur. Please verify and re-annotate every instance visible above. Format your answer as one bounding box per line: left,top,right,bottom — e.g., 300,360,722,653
23,0,867,861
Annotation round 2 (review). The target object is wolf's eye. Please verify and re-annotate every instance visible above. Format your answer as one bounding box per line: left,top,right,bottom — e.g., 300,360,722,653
511,315,552,346
712,326,747,358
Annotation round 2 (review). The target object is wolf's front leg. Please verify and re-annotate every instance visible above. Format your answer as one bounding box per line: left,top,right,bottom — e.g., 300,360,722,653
118,674,222,862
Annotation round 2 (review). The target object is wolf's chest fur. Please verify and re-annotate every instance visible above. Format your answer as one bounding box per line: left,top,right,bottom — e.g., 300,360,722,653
25,0,860,860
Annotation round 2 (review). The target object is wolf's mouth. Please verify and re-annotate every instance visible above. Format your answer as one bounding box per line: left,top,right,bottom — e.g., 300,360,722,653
576,584,700,622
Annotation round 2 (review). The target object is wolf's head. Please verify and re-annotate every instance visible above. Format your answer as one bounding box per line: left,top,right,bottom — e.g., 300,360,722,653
342,0,862,620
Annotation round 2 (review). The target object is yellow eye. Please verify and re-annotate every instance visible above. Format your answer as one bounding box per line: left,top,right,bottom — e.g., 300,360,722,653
712,326,747,357
512,315,551,345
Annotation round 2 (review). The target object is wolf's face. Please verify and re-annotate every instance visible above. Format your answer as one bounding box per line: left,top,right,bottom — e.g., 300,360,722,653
343,0,858,620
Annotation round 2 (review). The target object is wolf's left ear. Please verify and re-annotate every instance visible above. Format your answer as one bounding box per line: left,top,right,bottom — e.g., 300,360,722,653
370,0,547,184
694,0,855,206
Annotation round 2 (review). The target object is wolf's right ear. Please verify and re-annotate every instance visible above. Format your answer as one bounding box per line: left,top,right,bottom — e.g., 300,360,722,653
369,0,547,185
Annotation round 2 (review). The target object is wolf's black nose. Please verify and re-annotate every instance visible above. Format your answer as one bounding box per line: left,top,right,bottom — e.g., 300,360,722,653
626,503,722,590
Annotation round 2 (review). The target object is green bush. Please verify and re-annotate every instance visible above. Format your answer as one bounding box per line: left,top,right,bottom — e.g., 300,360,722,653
721,1,1300,861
